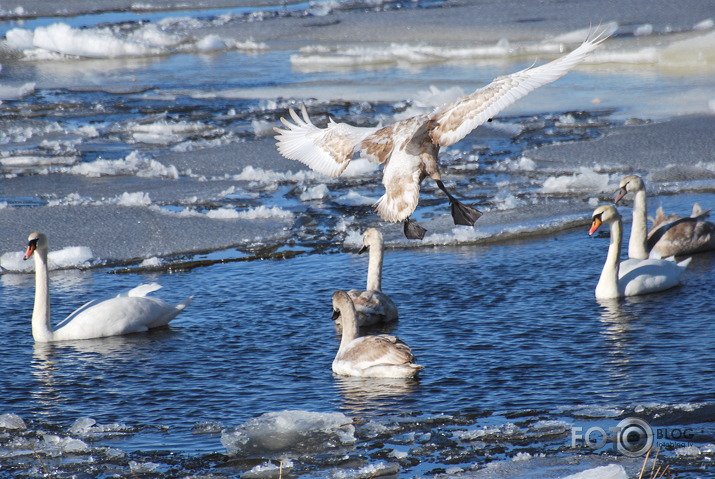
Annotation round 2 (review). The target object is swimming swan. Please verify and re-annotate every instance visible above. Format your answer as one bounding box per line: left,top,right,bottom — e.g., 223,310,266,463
24,232,192,342
336,228,398,329
588,206,691,299
331,290,422,378
275,28,610,239
615,174,715,258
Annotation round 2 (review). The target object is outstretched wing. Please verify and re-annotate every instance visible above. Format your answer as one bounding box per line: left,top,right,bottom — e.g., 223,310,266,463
429,27,611,147
274,104,380,177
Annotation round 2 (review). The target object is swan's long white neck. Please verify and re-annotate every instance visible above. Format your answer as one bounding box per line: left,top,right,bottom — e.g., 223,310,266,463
31,248,54,342
338,300,359,350
596,217,623,299
366,241,383,291
629,189,649,259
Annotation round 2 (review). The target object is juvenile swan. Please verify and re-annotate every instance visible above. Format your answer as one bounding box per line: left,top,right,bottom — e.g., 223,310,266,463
615,174,715,258
588,206,691,299
331,290,423,378
24,232,192,342
275,28,610,239
335,228,398,329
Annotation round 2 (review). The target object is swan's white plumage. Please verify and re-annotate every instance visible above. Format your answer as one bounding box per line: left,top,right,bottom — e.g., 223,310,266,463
615,174,715,258
589,206,691,299
274,28,610,225
331,290,422,378
24,232,192,342
338,228,398,328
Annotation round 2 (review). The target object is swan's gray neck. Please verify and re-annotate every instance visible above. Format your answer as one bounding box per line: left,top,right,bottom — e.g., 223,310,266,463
32,249,54,342
366,241,383,291
629,189,649,259
596,218,623,299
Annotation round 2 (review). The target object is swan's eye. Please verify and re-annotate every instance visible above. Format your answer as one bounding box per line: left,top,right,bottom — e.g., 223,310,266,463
28,238,38,248
592,213,603,221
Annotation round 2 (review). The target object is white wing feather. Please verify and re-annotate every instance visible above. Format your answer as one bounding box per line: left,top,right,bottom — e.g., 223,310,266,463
429,27,611,147
274,104,380,177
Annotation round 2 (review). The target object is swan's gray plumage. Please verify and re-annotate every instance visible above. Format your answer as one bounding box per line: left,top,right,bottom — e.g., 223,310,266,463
331,290,422,378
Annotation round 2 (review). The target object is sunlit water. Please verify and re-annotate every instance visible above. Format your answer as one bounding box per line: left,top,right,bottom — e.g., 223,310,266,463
1,1,715,477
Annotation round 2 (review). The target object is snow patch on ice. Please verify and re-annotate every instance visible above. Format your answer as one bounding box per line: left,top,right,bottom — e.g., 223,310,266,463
1,245,94,273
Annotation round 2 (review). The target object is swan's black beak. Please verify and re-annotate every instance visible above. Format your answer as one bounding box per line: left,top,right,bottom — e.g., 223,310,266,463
589,215,603,236
614,186,627,204
331,309,340,321
23,240,37,261
358,244,369,254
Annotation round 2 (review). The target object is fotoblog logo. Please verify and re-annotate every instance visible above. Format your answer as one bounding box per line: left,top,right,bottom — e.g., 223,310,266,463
571,417,654,457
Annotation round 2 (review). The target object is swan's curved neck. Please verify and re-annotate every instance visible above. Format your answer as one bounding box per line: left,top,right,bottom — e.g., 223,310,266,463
366,242,383,291
629,189,649,259
339,303,359,350
31,249,54,342
597,218,623,298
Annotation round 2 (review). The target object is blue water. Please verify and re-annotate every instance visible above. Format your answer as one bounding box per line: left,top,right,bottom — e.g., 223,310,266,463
3,224,715,475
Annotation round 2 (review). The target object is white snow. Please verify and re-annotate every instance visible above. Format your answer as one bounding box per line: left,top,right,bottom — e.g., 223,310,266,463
562,464,627,479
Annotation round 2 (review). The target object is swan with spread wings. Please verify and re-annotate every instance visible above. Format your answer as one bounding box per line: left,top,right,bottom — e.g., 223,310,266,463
275,28,610,239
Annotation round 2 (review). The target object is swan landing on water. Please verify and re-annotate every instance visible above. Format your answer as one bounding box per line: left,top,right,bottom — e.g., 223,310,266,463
23,232,192,342
275,27,611,239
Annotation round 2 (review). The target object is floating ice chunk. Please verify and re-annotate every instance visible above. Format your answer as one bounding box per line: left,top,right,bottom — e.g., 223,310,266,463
634,24,654,36
42,434,89,454
252,119,276,138
0,82,35,100
5,28,34,50
115,191,152,207
140,257,163,268
300,184,330,201
196,34,227,52
129,461,160,473
33,23,163,59
334,191,376,206
542,167,611,194
206,207,240,219
676,445,702,457
389,449,408,459
332,462,400,479
562,464,627,479
67,151,179,179
242,459,294,479
221,410,355,456
0,413,26,430
235,206,294,220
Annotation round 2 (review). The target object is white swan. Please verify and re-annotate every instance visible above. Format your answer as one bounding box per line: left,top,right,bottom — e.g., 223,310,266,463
331,290,423,378
588,206,691,299
275,28,610,239
615,174,715,258
335,228,398,329
24,232,192,342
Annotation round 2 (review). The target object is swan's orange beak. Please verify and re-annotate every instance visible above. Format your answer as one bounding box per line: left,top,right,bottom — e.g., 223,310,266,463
589,217,602,236
614,186,627,204
23,243,36,260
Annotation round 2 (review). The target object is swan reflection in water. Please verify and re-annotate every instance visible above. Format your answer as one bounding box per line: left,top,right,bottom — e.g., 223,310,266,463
333,375,421,418
597,298,645,387
30,329,177,412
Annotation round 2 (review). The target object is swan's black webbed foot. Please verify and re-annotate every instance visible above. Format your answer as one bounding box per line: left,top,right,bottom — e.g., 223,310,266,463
404,218,427,240
436,179,482,226
450,199,483,226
